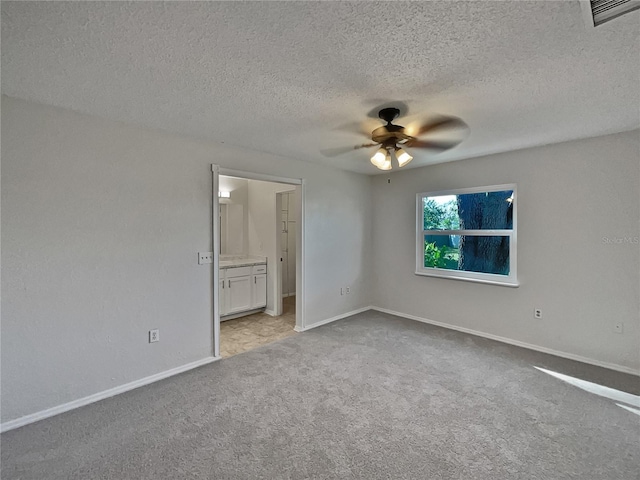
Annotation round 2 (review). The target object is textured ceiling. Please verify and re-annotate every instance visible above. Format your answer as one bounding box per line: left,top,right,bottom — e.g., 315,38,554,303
2,1,639,174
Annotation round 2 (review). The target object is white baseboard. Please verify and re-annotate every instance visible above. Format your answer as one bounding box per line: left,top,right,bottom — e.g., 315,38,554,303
371,306,640,377
5,307,636,433
294,306,370,333
1,356,221,433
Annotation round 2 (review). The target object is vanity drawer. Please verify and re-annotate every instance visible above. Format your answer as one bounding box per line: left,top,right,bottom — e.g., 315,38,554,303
252,264,267,274
224,266,251,278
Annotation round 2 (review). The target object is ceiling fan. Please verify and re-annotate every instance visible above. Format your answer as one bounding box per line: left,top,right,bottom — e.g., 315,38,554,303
322,107,468,171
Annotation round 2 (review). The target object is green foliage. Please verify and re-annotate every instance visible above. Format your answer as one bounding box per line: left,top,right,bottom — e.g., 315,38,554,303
424,242,459,269
423,198,460,230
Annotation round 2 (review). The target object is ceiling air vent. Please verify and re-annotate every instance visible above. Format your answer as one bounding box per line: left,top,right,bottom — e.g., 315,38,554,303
590,0,640,26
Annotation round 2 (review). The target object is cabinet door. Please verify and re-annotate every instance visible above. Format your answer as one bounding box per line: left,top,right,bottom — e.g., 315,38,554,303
219,278,226,316
226,276,252,314
252,274,267,308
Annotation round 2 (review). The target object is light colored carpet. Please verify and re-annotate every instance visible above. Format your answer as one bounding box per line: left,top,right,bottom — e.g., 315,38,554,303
2,310,639,479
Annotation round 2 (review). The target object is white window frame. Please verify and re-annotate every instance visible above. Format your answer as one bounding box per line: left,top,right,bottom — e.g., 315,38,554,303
415,184,518,287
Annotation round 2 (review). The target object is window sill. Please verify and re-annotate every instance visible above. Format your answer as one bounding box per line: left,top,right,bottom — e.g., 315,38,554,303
415,270,520,288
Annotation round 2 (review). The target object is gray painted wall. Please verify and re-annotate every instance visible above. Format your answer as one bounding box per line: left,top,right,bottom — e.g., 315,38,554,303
371,130,640,372
2,94,637,425
1,96,373,423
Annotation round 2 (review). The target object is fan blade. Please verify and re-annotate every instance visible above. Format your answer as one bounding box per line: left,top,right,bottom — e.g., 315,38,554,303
320,143,378,157
404,139,461,151
334,122,374,139
414,116,467,137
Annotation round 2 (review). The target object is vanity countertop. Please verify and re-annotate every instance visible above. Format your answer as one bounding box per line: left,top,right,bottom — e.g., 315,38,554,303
219,255,267,269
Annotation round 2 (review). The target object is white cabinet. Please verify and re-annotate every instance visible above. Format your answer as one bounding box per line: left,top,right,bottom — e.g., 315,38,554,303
219,279,226,316
250,264,267,309
252,274,267,308
226,276,252,314
219,263,267,317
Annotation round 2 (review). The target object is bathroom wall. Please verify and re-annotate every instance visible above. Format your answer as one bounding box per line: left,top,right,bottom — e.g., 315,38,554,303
219,176,249,255
247,180,299,314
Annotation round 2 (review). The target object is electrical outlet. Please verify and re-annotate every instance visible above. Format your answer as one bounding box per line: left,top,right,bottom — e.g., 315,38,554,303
346,287,351,294
149,329,159,343
614,322,624,334
534,308,542,319
198,252,213,265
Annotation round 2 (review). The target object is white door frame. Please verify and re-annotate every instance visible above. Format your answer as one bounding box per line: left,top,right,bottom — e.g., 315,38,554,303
211,165,305,358
212,165,221,358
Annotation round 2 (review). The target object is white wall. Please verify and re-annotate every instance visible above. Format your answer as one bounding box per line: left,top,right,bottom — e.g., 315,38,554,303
247,180,297,313
4,93,635,427
371,130,640,372
219,176,249,255
280,190,297,296
1,96,373,423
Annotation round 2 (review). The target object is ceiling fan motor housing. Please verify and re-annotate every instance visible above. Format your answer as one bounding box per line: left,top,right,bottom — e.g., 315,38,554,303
373,107,412,146
372,124,411,145
378,107,400,122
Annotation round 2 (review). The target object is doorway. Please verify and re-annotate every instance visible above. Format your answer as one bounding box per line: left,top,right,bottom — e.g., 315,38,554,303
212,166,304,359
277,190,297,312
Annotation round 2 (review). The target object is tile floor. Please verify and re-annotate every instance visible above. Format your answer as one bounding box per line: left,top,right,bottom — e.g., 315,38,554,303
219,296,296,358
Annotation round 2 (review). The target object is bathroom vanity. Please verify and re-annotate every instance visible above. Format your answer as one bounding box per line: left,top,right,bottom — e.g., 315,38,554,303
219,256,267,319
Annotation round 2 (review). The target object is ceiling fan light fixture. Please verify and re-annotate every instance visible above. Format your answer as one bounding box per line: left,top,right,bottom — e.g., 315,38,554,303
378,157,392,170
322,106,467,171
370,148,388,169
395,148,413,167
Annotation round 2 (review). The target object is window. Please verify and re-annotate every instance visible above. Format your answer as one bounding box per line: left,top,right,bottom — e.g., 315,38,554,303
416,184,518,287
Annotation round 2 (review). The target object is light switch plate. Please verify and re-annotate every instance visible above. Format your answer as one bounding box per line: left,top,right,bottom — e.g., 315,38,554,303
198,252,213,265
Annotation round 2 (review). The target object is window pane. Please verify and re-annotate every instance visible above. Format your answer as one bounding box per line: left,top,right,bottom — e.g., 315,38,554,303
422,195,460,230
424,235,510,275
423,190,513,230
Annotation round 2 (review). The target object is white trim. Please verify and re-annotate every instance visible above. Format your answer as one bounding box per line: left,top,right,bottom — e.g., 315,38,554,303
0,356,221,433
216,166,302,186
296,181,305,330
417,183,517,199
5,304,637,432
414,269,520,287
579,0,596,28
293,306,370,333
212,165,220,359
416,184,517,287
579,0,640,27
371,306,640,377
214,168,305,333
